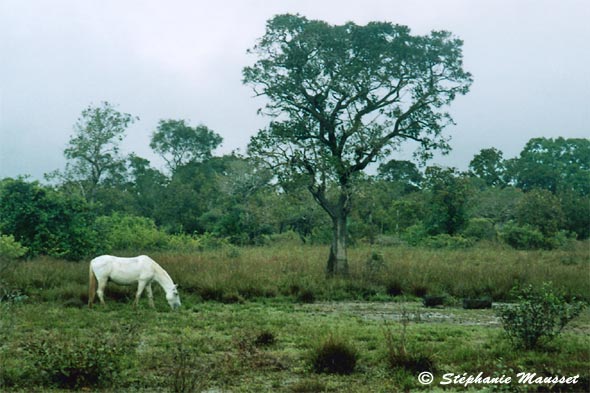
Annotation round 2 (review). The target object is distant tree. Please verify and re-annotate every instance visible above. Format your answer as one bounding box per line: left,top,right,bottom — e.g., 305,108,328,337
150,119,223,173
559,191,590,239
55,102,137,202
423,166,470,235
469,147,506,187
506,137,590,195
244,14,472,275
515,189,564,237
466,186,523,224
127,154,168,219
377,159,423,192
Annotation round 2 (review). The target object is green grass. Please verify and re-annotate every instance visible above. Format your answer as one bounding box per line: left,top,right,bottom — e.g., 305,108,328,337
1,242,589,391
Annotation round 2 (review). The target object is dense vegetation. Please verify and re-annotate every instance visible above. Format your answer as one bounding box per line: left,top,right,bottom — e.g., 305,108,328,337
1,133,588,261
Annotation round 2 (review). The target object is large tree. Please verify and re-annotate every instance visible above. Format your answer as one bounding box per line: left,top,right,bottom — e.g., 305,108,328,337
244,15,472,275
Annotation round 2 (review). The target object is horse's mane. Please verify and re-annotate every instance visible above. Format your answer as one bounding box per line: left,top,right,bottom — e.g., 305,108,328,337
150,259,175,290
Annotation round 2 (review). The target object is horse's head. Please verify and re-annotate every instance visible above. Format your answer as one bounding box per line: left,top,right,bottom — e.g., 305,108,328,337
166,284,181,310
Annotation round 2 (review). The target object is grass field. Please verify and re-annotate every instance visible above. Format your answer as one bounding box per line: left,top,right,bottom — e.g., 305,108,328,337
1,242,589,392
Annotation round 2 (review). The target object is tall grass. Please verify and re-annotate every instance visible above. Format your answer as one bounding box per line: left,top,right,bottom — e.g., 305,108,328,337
2,241,588,304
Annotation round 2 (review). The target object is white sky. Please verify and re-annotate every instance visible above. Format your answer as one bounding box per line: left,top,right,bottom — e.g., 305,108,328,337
1,0,589,180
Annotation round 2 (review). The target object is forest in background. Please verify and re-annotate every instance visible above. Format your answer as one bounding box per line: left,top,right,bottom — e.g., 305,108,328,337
0,104,588,261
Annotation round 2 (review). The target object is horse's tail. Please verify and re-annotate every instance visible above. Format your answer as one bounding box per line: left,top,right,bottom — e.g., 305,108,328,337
88,262,97,308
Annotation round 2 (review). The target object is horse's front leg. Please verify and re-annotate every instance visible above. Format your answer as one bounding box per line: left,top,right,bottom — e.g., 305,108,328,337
146,282,155,308
134,280,148,307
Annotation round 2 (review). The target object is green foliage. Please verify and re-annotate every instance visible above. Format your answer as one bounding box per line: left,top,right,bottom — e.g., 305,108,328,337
383,320,435,374
59,101,137,202
515,189,564,236
557,191,590,239
169,342,207,393
310,334,358,375
401,224,428,246
469,147,506,187
499,222,547,250
0,234,28,259
462,218,496,241
96,213,169,252
150,119,223,172
0,178,100,260
421,234,474,249
506,137,590,195
423,166,471,235
497,283,586,349
23,327,136,389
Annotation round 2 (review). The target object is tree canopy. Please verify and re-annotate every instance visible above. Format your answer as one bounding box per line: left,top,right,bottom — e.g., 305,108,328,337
150,120,223,173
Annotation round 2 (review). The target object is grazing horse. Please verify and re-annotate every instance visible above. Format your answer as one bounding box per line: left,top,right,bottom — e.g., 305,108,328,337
88,255,181,309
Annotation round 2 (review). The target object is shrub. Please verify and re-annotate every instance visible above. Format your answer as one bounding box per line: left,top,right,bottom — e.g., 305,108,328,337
24,328,136,389
383,319,435,374
423,295,445,307
310,335,357,375
385,280,404,297
496,283,586,349
462,297,492,309
499,222,547,250
254,330,277,347
169,342,207,393
0,234,28,259
95,213,169,252
401,224,428,246
462,218,496,241
296,288,316,304
422,234,474,249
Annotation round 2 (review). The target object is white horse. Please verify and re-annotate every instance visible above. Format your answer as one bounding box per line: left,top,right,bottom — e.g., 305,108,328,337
88,255,181,309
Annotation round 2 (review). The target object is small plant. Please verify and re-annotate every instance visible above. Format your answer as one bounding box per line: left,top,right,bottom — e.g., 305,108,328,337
496,283,586,349
254,330,277,347
462,297,492,309
365,251,385,274
296,288,316,304
383,310,435,374
385,280,404,297
170,342,207,393
310,334,357,375
423,295,445,308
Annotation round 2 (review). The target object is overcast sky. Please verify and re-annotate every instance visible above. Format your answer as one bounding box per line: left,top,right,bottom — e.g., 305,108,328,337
1,0,588,180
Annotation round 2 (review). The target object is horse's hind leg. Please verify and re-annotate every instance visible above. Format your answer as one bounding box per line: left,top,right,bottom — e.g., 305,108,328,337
97,279,107,306
146,283,155,308
134,280,148,308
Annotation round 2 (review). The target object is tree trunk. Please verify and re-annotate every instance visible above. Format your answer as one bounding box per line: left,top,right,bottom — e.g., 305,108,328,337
327,213,349,276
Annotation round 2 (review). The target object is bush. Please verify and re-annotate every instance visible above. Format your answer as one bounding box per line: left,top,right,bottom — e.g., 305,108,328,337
0,234,28,259
496,283,586,349
422,234,474,249
24,328,136,389
296,288,316,304
401,224,428,246
310,335,358,375
499,222,547,250
254,330,277,347
96,213,169,252
383,320,435,374
462,218,496,241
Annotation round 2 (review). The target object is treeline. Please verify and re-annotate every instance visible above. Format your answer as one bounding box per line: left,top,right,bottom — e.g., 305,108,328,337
0,104,588,260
